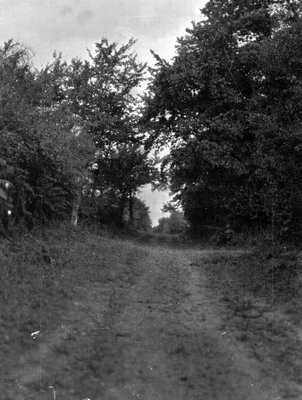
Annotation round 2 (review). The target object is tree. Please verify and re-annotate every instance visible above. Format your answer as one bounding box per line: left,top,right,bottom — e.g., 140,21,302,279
144,0,302,239
0,41,95,230
0,40,46,230
93,143,155,226
153,211,188,235
125,198,152,231
52,39,151,226
0,38,153,232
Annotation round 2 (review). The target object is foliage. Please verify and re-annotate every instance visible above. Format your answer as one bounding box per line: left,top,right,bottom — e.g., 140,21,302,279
81,194,152,231
153,211,188,235
0,38,153,234
123,197,152,231
93,143,155,225
56,39,152,226
144,0,302,239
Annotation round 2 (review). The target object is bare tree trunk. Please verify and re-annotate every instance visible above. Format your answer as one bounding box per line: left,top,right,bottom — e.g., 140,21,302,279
71,189,82,227
118,193,127,227
129,190,134,225
92,165,100,220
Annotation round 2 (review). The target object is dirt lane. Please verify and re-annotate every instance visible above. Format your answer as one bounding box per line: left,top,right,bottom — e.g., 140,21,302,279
179,254,280,400
5,240,301,400
98,247,278,400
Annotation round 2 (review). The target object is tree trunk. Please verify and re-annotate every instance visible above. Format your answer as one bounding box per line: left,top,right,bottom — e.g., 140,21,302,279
92,166,100,220
118,193,127,227
71,189,82,227
129,190,134,224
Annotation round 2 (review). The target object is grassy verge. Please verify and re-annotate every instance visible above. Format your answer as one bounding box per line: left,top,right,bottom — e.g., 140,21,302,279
201,248,302,397
0,222,148,398
0,224,111,386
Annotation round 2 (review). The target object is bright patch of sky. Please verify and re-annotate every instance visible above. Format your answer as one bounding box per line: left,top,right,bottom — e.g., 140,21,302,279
0,0,206,225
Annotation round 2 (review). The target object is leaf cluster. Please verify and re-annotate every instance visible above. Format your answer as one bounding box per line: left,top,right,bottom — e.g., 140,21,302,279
144,0,302,239
0,38,152,234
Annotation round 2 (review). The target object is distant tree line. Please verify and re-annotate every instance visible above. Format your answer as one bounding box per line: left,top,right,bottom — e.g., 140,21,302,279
153,211,188,235
144,0,302,241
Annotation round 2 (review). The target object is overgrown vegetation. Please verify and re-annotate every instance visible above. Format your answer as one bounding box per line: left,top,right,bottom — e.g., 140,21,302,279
0,39,153,234
153,211,188,235
1,2,302,249
1,4,302,399
0,222,147,397
1,5,302,397
144,0,302,241
200,248,302,396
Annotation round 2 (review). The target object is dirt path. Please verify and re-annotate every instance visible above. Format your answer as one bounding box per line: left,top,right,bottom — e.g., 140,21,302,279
5,240,302,400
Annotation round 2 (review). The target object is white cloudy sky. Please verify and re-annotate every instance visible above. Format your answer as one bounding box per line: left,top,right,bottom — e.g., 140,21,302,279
0,0,206,224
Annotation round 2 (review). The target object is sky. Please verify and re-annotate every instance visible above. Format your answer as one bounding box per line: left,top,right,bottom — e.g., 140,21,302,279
0,0,206,225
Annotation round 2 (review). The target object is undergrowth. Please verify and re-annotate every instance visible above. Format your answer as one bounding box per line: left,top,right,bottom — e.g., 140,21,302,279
1,221,151,399
0,223,112,376
201,248,302,395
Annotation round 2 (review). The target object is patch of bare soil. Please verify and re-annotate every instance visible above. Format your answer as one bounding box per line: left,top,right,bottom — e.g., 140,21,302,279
1,231,301,399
